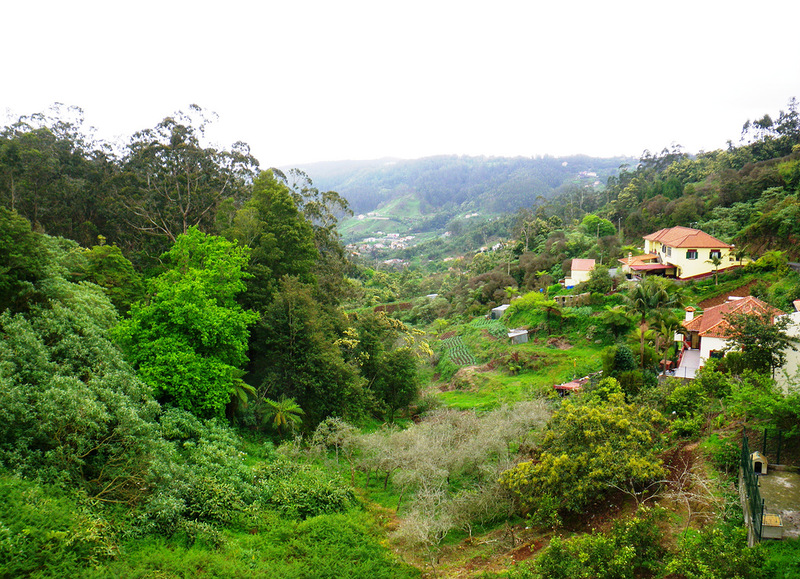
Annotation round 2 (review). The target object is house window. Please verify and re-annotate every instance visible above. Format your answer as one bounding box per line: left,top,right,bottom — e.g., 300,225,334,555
686,249,698,260
666,246,672,257
710,250,721,259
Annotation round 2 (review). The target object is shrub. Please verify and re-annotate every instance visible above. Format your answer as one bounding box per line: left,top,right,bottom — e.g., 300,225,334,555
0,474,117,577
532,508,665,579
701,434,741,474
287,513,419,578
664,525,764,579
256,457,356,519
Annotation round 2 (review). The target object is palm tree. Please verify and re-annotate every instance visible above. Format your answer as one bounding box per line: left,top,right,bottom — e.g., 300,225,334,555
600,305,634,341
624,277,682,367
225,370,257,421
542,300,562,335
262,396,304,437
706,255,723,285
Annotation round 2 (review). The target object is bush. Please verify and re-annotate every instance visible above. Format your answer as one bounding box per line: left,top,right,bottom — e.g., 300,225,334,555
701,434,741,474
532,508,665,579
0,474,117,577
256,457,356,519
664,525,764,579
287,513,419,578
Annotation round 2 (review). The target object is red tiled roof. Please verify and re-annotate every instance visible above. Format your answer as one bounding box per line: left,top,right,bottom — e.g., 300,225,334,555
643,226,732,249
570,258,596,272
682,296,785,338
619,253,660,267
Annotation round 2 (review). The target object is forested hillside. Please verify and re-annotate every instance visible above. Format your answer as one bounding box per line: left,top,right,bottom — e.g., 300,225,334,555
2,100,800,578
297,154,629,216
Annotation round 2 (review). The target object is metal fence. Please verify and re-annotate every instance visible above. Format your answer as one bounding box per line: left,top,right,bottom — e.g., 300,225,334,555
741,430,764,542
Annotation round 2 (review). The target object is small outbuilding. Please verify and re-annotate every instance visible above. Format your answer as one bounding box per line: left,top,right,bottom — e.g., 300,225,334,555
490,304,511,320
762,513,784,539
751,451,768,475
508,328,528,344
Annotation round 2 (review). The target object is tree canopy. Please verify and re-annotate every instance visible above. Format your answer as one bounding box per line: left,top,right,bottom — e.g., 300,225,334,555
114,227,257,418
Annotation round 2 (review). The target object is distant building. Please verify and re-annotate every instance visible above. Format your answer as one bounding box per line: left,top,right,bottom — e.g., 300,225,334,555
508,328,528,344
681,296,785,367
621,226,738,280
563,258,595,287
490,304,511,320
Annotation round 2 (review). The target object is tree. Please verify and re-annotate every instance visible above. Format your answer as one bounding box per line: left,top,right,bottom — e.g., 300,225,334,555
372,347,420,422
624,277,682,367
115,106,258,254
254,277,369,427
0,232,160,502
706,254,723,285
277,168,354,304
0,105,114,246
724,308,798,377
79,239,145,314
221,170,318,306
0,207,48,313
262,396,304,437
581,213,616,238
600,305,634,340
114,228,258,418
581,263,613,294
499,393,665,517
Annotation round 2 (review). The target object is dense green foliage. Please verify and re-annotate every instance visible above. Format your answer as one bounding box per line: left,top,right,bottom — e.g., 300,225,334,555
115,228,258,418
499,391,665,517
4,100,800,577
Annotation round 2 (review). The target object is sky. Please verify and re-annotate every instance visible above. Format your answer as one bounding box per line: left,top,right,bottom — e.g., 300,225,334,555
3,1,800,168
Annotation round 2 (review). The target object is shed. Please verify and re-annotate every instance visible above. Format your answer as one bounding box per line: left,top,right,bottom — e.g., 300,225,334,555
762,513,784,539
507,328,528,345
490,304,511,320
751,451,768,475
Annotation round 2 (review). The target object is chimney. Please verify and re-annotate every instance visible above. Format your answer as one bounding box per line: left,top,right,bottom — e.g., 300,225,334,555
685,306,695,322
627,252,633,266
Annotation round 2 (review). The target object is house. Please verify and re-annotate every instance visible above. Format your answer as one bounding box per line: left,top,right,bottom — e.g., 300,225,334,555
681,296,785,369
775,303,800,394
618,252,678,278
563,259,595,287
639,226,737,280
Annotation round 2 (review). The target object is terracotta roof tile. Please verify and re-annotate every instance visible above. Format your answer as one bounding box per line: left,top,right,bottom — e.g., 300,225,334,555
619,253,660,267
643,226,732,249
570,259,596,271
682,296,785,338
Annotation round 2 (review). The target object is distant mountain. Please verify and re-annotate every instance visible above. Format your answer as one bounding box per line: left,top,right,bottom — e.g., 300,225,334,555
292,155,634,216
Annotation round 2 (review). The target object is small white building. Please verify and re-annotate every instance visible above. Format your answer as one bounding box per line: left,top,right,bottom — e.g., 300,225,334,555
490,304,511,320
563,258,595,287
508,328,529,344
775,305,800,394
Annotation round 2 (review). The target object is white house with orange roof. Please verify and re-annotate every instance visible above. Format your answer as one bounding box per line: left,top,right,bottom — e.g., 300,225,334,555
643,226,737,279
620,226,741,280
681,296,785,367
563,258,596,287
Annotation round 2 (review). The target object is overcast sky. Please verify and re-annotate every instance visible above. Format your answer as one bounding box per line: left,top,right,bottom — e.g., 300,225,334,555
3,1,800,167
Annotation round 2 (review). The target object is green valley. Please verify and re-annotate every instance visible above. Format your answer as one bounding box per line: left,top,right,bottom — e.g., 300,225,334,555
2,100,800,579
